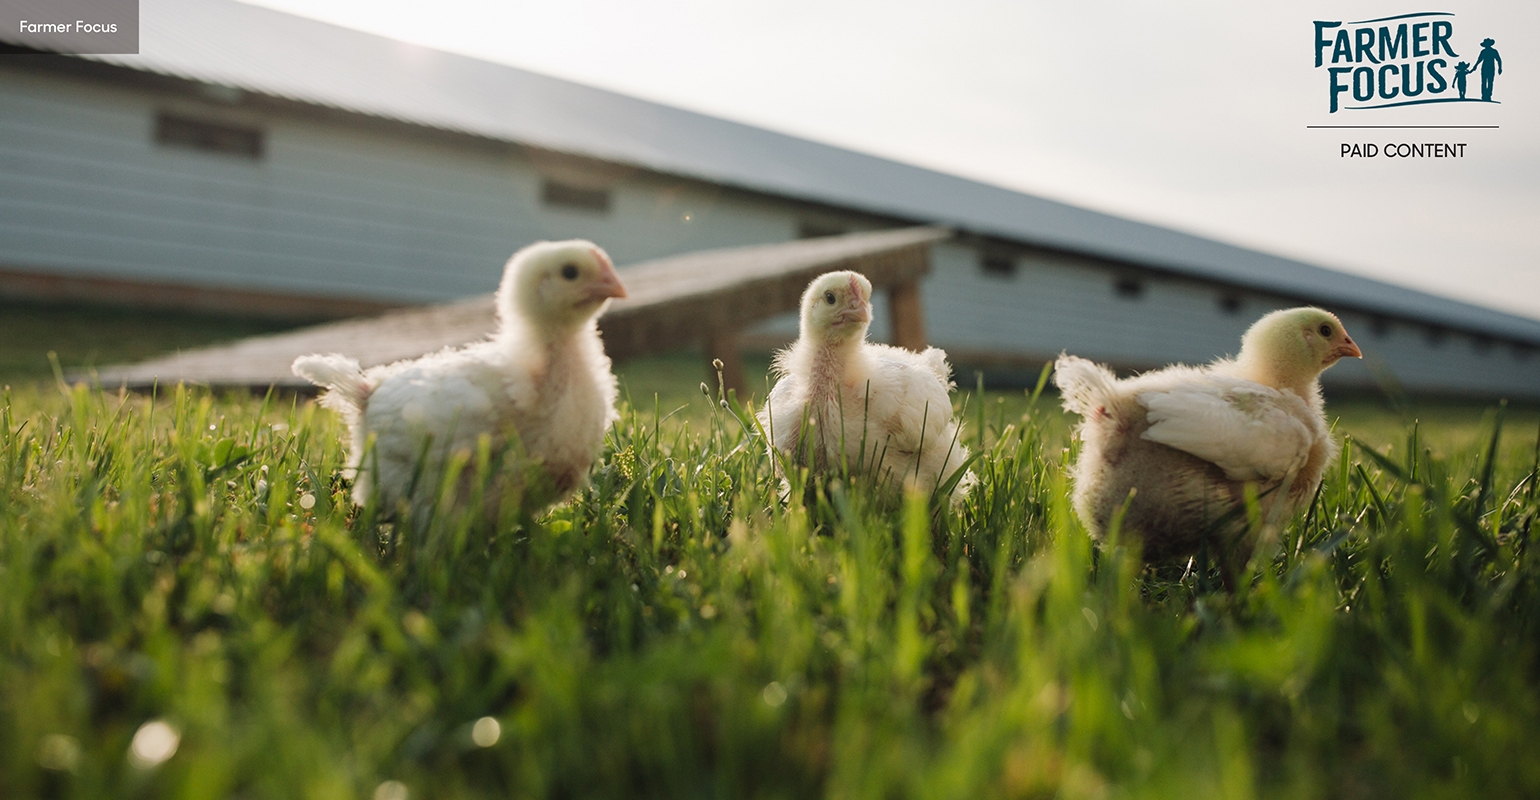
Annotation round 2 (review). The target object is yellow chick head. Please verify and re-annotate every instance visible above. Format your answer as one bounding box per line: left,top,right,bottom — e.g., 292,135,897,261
1238,307,1362,390
800,270,872,344
499,240,627,333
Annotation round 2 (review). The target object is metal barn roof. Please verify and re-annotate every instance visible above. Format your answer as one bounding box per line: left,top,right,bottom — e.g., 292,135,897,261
11,0,1540,344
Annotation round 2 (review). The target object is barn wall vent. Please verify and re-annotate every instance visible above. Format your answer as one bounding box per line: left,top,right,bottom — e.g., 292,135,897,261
154,113,264,159
541,180,611,213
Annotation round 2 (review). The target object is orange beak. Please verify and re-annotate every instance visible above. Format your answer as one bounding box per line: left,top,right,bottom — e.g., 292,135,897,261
586,248,628,301
832,307,869,327
832,275,869,326
1331,335,1362,361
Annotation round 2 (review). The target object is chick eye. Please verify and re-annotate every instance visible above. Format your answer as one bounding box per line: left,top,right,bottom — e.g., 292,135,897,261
824,291,836,305
1318,324,1332,337
560,264,579,281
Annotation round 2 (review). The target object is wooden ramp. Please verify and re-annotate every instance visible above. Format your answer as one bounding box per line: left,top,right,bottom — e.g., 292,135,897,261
85,227,950,393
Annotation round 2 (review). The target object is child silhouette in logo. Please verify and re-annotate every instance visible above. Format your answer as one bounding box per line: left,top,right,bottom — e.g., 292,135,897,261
1453,61,1475,99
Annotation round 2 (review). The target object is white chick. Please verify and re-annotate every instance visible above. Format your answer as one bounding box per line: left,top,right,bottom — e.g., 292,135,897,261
758,270,974,500
1055,307,1362,585
292,240,627,517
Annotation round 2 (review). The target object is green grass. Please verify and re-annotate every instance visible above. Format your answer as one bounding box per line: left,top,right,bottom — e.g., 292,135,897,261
0,301,303,379
3,360,1540,799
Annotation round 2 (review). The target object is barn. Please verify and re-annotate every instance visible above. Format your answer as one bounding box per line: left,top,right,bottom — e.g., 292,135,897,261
3,0,1538,398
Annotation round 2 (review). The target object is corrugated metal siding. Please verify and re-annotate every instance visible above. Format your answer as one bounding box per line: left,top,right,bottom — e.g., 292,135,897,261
5,68,1538,398
922,241,1540,397
0,68,809,303
927,242,1253,364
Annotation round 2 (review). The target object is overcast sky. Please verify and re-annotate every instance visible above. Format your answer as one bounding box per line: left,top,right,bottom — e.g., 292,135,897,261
244,0,1539,321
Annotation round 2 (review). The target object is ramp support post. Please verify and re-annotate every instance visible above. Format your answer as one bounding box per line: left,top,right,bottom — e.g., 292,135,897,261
888,279,927,352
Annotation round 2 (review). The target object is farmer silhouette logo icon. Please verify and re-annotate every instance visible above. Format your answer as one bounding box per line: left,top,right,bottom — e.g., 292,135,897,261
1312,13,1505,112
1474,38,1503,101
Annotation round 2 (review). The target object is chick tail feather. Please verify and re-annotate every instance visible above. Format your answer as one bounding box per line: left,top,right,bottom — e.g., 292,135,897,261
918,347,953,384
292,354,371,414
1053,354,1119,418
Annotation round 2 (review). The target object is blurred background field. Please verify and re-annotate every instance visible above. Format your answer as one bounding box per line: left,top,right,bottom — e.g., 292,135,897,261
4,301,1538,459
0,301,302,381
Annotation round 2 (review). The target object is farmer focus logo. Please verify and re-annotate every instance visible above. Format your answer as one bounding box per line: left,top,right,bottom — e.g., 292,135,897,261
1313,13,1503,112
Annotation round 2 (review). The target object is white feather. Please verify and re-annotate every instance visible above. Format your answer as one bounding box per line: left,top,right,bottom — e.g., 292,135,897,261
1053,305,1357,578
1053,354,1121,418
757,271,974,500
292,353,370,413
292,240,622,515
1138,377,1315,483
